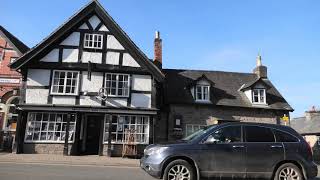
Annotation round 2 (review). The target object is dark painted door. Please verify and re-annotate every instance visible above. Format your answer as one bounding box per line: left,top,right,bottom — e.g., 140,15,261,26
85,115,103,155
244,125,284,179
199,125,246,178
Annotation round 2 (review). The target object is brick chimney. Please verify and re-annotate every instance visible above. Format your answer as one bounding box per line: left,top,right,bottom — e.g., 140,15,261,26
154,31,162,69
305,106,320,121
253,54,267,78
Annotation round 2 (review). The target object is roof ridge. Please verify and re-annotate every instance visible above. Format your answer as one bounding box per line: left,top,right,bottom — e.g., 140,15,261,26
163,68,256,75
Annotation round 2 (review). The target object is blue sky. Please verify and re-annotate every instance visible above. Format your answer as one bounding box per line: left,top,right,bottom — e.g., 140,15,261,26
1,0,319,117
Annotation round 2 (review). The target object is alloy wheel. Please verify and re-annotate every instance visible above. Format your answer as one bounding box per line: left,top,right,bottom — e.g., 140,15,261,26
279,167,300,180
168,164,191,180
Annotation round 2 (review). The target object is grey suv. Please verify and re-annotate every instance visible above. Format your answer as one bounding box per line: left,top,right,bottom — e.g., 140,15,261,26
140,122,318,180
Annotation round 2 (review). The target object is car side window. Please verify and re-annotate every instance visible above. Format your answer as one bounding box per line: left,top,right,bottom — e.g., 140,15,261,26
274,130,299,142
205,126,242,144
245,126,275,142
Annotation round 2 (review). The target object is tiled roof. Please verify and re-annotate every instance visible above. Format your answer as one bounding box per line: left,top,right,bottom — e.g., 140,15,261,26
163,68,293,111
291,113,320,134
0,26,29,54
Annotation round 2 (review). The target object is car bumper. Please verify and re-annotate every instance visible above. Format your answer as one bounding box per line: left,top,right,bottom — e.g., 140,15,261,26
305,161,318,179
140,155,162,179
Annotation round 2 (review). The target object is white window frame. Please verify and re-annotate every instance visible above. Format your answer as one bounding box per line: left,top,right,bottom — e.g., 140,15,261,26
252,88,266,104
185,124,206,136
50,70,80,95
24,112,77,143
84,33,103,49
195,85,210,102
103,115,150,144
104,73,130,97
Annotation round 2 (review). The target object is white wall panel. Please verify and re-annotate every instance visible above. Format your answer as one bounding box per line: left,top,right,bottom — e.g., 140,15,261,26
60,32,80,46
62,49,79,63
81,71,103,92
82,52,102,63
245,89,252,103
88,15,101,29
99,25,109,31
122,53,140,67
107,35,124,50
132,75,151,91
26,89,49,104
106,52,119,65
40,49,59,62
105,98,127,107
52,96,76,105
131,93,151,108
27,69,51,86
80,96,101,106
79,23,89,29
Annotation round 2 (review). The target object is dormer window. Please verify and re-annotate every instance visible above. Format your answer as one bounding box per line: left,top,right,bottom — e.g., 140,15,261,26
196,85,210,101
252,88,266,104
84,33,103,49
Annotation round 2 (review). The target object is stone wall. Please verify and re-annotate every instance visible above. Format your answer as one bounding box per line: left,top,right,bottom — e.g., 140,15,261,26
23,143,73,155
159,104,289,141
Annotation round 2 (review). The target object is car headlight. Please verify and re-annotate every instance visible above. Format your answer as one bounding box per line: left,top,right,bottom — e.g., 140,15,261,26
144,146,168,156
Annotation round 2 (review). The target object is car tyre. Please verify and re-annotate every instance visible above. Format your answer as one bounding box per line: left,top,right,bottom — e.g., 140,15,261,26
163,159,195,180
274,163,304,180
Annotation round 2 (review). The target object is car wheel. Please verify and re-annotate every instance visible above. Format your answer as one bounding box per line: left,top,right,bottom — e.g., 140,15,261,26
163,159,195,180
274,163,303,180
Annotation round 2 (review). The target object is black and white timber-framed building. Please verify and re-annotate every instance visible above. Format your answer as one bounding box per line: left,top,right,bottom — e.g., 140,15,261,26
10,1,164,156
10,1,293,156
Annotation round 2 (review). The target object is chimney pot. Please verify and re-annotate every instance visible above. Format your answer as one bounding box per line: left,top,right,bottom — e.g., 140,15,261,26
154,31,162,69
253,54,267,78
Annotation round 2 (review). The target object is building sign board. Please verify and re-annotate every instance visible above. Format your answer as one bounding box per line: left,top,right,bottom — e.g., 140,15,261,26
0,78,20,84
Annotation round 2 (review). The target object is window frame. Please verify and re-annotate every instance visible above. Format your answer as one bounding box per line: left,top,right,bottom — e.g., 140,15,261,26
104,73,130,97
83,33,104,49
103,115,150,144
195,85,210,102
24,112,77,143
273,129,300,143
185,124,206,137
50,70,80,96
252,88,266,104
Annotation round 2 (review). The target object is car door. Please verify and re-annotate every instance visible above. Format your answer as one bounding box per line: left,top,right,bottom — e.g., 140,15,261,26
244,125,284,179
199,125,246,178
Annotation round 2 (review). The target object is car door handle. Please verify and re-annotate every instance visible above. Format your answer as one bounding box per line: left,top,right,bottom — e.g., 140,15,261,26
270,145,283,148
232,145,244,148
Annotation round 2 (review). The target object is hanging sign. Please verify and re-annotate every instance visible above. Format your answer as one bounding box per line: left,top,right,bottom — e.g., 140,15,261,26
281,114,289,121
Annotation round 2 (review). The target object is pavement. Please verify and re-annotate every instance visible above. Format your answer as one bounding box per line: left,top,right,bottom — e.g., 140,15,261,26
0,153,139,167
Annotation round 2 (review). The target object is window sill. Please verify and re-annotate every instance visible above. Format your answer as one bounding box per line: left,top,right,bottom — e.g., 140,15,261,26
252,103,268,106
50,93,79,96
195,100,211,104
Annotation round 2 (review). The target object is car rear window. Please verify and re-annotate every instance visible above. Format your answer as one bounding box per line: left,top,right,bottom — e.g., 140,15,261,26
274,129,299,142
245,126,275,142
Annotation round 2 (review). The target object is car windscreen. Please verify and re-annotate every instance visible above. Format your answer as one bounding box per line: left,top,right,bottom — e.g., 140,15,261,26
182,125,217,142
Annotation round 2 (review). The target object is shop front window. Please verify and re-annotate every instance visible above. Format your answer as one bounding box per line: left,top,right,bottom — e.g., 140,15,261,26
25,112,76,142
104,115,149,144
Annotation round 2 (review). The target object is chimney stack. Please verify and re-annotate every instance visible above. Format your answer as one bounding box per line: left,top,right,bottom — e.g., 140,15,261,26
253,54,267,78
154,31,162,69
305,106,320,121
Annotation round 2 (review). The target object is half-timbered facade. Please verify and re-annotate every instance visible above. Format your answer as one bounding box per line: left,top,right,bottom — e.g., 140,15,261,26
10,1,164,156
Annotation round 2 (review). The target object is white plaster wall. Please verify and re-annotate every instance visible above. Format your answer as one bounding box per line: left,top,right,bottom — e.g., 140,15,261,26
81,71,103,92
107,35,124,50
80,96,101,106
62,49,79,63
244,89,252,103
52,96,76,105
82,52,102,63
122,53,140,67
190,87,195,98
40,49,59,62
106,52,119,65
99,25,109,32
105,98,127,107
132,75,151,91
27,69,51,86
79,23,89,30
88,15,101,29
26,89,49,104
60,32,80,46
131,93,151,108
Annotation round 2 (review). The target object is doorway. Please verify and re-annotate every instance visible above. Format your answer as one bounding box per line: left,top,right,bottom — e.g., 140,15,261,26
84,114,104,155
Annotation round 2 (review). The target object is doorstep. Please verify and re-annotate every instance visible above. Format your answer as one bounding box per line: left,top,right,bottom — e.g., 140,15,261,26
0,153,139,167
